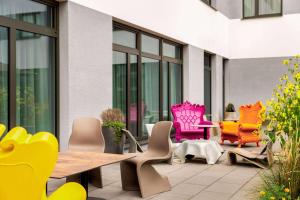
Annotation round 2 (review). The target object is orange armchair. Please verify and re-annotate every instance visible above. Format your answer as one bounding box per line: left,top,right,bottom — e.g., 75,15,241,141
220,101,264,147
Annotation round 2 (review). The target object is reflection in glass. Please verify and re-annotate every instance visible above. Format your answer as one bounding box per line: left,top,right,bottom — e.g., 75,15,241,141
0,0,53,27
129,55,138,136
113,51,127,117
259,0,281,15
170,63,182,107
244,0,256,17
163,43,181,59
162,62,169,120
141,34,159,55
113,27,136,48
0,27,8,127
142,57,159,137
16,31,55,134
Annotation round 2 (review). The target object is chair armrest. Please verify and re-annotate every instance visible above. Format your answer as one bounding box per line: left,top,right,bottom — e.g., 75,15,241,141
239,123,260,131
173,121,181,131
122,129,143,153
48,182,86,200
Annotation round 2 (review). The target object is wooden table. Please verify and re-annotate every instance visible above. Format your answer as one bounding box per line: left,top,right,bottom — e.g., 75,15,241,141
191,124,218,139
51,151,136,200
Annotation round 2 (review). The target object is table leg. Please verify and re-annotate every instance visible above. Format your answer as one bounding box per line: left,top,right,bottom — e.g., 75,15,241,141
80,171,106,200
204,127,208,140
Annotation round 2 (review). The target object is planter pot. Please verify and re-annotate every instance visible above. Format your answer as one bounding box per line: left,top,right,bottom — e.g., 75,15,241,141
224,112,238,121
102,127,126,154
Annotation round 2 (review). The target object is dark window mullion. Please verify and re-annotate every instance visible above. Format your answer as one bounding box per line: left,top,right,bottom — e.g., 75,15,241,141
8,28,16,129
137,32,142,139
126,54,131,130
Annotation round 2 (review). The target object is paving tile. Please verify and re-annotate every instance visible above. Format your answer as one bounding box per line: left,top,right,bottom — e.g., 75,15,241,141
171,183,206,196
150,192,190,200
190,191,232,200
230,189,258,200
205,182,241,194
184,174,220,186
89,185,126,199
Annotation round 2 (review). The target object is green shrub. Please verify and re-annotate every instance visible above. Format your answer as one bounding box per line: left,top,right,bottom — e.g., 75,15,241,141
102,121,125,144
101,108,126,144
225,103,236,112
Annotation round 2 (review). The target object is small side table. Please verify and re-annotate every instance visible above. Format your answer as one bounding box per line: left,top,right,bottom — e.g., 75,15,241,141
191,124,218,140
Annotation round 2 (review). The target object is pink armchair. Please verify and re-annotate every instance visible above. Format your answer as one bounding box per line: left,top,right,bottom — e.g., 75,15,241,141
171,101,212,142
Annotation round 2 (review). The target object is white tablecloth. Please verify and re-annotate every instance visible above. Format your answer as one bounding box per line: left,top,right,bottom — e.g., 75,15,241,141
174,140,224,164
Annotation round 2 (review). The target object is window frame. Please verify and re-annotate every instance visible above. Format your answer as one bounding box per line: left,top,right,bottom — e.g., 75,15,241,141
0,0,59,139
243,0,283,19
200,0,217,11
113,22,183,140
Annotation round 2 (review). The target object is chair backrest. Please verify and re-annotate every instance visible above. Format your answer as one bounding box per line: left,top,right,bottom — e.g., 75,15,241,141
69,117,105,152
0,127,58,200
171,101,205,131
148,121,173,157
239,101,264,124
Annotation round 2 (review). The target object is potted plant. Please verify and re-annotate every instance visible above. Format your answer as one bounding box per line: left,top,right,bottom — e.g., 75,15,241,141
101,108,126,154
224,103,238,120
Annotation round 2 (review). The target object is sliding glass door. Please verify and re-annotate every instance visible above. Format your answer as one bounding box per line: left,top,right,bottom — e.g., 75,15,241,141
0,0,58,136
113,23,183,140
113,51,127,116
0,27,8,127
16,31,56,134
141,57,159,137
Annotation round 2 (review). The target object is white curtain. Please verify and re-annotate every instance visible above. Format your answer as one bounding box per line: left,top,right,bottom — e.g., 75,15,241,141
259,0,281,15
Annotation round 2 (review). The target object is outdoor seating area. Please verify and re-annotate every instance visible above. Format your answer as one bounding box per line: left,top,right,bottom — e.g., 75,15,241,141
0,101,272,200
0,0,299,199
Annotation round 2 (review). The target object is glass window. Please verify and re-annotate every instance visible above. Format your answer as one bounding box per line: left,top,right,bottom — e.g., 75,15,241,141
244,0,282,18
141,34,159,55
170,63,182,107
162,61,169,121
129,55,138,136
0,0,54,27
0,27,8,128
259,0,281,15
244,0,256,17
142,57,159,136
113,27,136,48
163,43,181,59
113,51,127,117
16,30,55,134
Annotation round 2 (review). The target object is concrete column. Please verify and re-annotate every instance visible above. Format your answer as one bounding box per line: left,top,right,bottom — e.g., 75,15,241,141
59,2,112,150
183,45,204,104
211,55,223,121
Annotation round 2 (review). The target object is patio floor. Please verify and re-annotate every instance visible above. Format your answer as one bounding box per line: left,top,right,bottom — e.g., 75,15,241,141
48,143,263,200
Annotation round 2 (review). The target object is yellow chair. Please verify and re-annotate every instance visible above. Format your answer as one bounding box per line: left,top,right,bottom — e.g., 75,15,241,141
0,125,86,200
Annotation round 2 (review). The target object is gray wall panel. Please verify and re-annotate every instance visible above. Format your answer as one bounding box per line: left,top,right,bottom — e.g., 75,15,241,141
224,57,288,112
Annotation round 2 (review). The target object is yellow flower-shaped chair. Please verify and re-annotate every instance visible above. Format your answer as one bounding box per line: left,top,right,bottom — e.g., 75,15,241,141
220,101,263,147
0,125,86,200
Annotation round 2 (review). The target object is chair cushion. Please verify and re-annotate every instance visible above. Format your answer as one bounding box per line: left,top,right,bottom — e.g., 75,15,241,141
240,123,259,131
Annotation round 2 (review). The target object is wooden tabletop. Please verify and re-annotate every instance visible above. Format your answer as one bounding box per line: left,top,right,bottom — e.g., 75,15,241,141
51,151,136,179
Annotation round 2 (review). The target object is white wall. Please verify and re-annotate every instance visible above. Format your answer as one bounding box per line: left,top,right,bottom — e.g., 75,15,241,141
69,0,230,58
68,0,300,59
229,14,300,59
59,2,112,150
